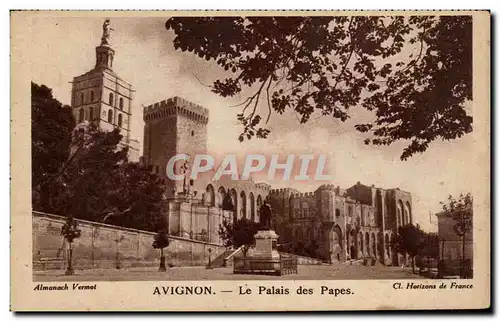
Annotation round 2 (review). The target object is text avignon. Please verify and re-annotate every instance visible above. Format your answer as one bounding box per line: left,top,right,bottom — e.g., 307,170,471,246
153,286,214,295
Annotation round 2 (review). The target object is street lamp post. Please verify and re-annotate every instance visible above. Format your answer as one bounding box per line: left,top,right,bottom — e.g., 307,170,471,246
65,245,74,275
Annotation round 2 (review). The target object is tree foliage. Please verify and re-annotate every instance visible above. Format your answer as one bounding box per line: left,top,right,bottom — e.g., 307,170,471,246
420,232,440,258
153,229,170,250
53,124,166,232
218,218,260,254
32,82,166,232
440,193,473,237
394,223,426,258
166,16,472,160
61,215,81,243
222,193,235,211
32,82,75,211
394,223,428,272
440,193,473,278
153,229,170,272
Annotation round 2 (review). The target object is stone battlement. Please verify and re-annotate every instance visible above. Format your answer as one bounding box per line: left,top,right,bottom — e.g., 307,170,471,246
255,182,271,191
317,183,336,191
270,184,338,199
269,188,300,196
143,96,209,124
290,191,316,199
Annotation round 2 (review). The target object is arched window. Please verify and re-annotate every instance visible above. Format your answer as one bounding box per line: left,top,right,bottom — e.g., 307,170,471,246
372,232,377,258
230,189,238,221
217,186,226,208
240,191,247,219
365,232,370,256
297,229,304,242
90,90,94,102
249,193,255,222
302,202,309,217
118,113,123,127
398,200,404,227
119,97,124,109
205,185,215,206
107,109,113,123
405,202,412,225
375,190,383,226
89,107,94,121
78,108,84,122
108,92,114,106
335,208,341,218
256,195,263,221
80,93,84,106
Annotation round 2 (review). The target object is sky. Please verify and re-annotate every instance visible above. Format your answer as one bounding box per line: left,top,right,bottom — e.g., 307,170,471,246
26,16,477,232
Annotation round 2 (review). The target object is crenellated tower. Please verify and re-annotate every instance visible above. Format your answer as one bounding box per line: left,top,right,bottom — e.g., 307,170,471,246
143,96,209,198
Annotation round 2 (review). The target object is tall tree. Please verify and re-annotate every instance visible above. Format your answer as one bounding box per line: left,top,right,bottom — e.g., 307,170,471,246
53,124,167,232
60,215,81,275
50,123,128,221
218,218,260,257
31,82,75,212
440,193,473,278
394,223,426,273
166,16,472,160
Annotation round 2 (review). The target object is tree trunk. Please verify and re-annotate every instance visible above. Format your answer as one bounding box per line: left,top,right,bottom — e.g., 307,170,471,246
65,241,74,275
242,246,248,270
461,234,466,279
159,248,166,272
411,256,415,274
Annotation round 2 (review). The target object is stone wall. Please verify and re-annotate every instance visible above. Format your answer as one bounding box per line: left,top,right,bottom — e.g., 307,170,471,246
33,211,225,271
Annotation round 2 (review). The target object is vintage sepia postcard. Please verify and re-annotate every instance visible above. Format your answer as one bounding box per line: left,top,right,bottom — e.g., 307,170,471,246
10,10,490,311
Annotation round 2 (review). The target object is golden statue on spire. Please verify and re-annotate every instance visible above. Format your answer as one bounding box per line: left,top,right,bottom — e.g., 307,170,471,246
101,19,114,45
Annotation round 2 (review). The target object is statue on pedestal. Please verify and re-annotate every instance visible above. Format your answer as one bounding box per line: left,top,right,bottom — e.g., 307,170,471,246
101,19,114,45
259,202,272,230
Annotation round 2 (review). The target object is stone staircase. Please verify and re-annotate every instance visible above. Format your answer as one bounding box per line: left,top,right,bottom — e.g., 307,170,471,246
207,246,244,268
33,245,66,270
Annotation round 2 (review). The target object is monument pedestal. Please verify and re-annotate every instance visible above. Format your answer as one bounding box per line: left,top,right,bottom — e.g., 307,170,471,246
233,230,283,275
253,230,280,259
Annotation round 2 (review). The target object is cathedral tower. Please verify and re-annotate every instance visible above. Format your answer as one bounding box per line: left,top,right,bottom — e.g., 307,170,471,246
70,19,139,160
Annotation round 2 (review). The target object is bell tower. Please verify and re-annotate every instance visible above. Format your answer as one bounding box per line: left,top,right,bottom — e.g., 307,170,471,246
95,45,115,70
95,19,115,71
69,19,140,161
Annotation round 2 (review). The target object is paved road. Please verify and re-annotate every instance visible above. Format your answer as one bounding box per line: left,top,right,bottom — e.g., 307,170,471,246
34,264,422,282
